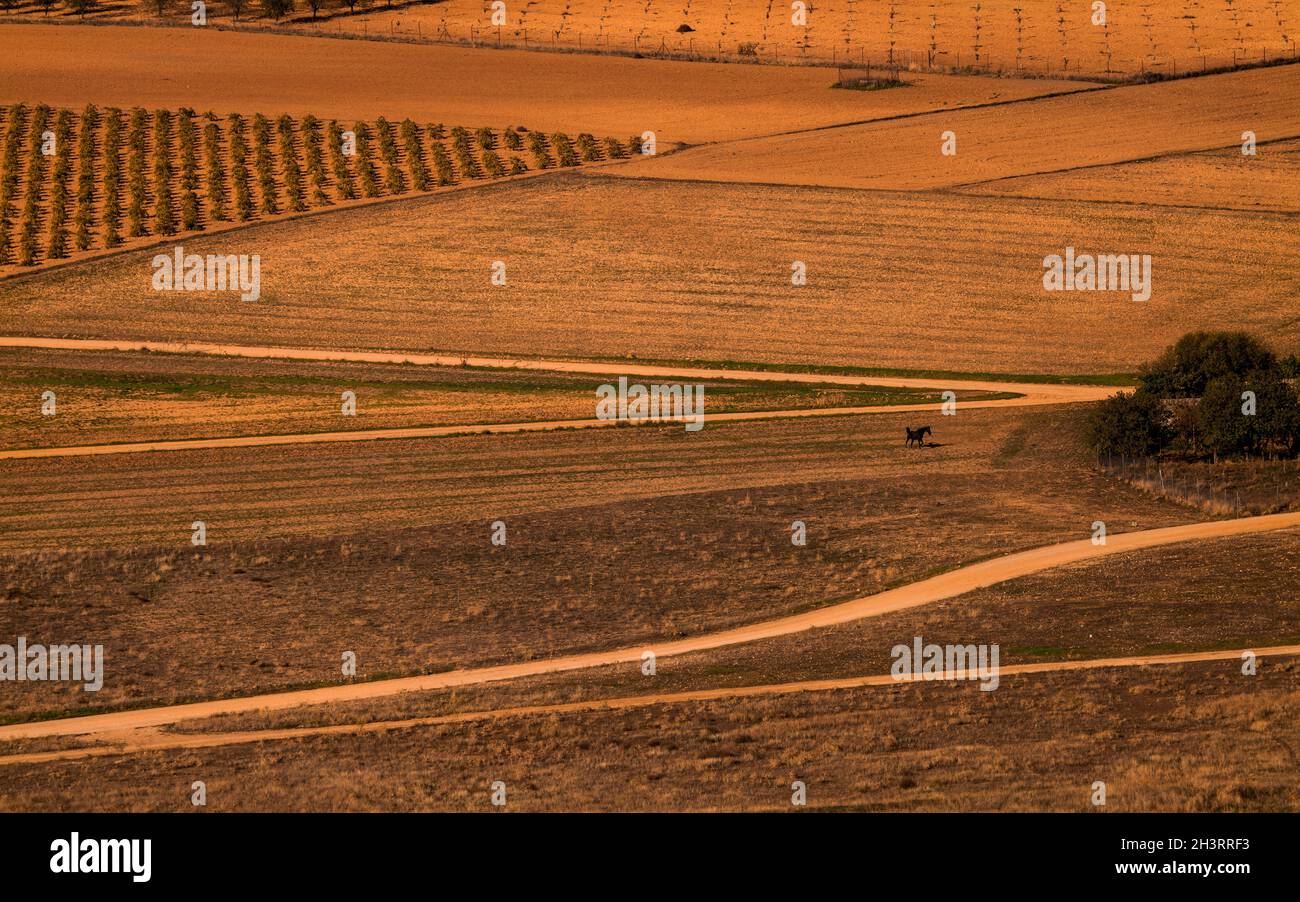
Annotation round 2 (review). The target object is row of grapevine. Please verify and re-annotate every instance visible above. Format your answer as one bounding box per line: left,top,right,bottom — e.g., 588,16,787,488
0,103,634,270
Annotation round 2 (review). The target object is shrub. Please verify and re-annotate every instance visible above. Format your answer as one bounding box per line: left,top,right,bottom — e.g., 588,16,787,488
260,0,293,19
0,104,28,261
1088,390,1171,458
527,131,552,169
576,133,602,162
327,120,356,200
228,113,254,222
278,114,307,212
481,150,505,178
73,104,99,251
1140,331,1278,399
18,105,52,264
204,119,227,221
101,108,123,246
126,107,149,237
628,133,643,155
0,103,26,264
450,126,481,178
301,114,330,204
152,109,176,235
353,122,380,197
252,113,278,215
178,111,201,230
475,126,495,150
604,136,627,159
45,108,74,258
400,119,430,192
428,137,455,186
551,132,580,167
504,128,522,151
375,117,405,194
508,156,526,176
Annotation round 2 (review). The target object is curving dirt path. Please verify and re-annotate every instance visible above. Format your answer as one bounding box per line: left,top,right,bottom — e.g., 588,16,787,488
2,512,1297,745
0,336,1116,458
4,643,1297,767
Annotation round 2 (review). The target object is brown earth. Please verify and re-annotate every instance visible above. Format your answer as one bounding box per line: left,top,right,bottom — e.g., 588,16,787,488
0,404,1201,716
150,525,1300,738
2,659,1297,811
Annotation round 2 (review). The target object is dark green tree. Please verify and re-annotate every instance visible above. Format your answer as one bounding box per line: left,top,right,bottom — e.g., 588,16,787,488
1140,331,1277,398
1088,390,1171,458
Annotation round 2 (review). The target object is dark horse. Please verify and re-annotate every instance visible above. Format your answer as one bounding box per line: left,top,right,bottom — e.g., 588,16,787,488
905,426,932,448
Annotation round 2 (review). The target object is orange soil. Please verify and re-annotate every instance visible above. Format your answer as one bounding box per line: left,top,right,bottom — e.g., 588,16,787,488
0,25,1092,145
298,0,1299,77
959,137,1300,212
612,62,1300,189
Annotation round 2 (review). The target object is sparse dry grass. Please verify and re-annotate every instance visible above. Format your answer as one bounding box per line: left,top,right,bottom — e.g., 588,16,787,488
4,661,1298,811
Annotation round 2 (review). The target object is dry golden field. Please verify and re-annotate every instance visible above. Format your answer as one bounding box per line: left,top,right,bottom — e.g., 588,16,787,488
57,0,1290,78
960,136,1300,211
3,173,1296,375
1,6,1298,824
16,0,1295,77
0,25,1089,145
613,63,1300,188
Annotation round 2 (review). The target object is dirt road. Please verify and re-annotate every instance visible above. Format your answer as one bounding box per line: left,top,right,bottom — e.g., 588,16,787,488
2,512,1295,746
4,643,1295,767
0,336,1116,458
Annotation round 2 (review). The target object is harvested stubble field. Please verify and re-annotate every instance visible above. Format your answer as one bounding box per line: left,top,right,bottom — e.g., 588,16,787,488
161,526,1300,738
0,346,987,448
959,137,1300,212
290,0,1299,78
0,25,1088,146
0,100,620,272
4,659,1297,811
5,173,1296,375
0,404,1199,717
614,63,1300,189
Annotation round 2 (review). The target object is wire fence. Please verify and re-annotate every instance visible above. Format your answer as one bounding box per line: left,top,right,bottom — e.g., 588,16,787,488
1097,452,1300,517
